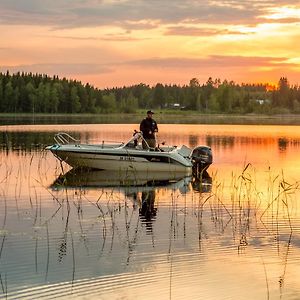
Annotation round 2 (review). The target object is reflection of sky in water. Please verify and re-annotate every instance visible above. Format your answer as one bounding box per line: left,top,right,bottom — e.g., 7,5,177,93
0,124,300,299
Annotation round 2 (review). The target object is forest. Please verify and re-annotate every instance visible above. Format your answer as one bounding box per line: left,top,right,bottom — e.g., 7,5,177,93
0,71,300,114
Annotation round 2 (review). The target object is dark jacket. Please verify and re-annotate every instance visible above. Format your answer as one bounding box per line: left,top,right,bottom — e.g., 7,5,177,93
140,117,158,139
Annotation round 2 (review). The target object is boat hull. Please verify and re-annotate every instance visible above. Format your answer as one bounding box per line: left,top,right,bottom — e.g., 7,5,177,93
48,145,193,175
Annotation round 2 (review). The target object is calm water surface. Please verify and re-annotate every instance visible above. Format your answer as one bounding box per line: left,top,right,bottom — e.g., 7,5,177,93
0,124,300,299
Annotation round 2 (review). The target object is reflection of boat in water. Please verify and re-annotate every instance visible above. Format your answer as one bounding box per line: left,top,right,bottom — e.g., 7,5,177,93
138,189,157,233
51,168,212,194
53,168,190,188
46,132,212,174
192,171,213,193
52,169,212,234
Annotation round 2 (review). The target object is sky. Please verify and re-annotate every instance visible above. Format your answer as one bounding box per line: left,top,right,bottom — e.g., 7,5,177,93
0,0,300,88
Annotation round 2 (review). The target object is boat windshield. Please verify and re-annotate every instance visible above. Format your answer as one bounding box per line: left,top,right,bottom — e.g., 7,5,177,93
122,132,175,152
123,132,146,149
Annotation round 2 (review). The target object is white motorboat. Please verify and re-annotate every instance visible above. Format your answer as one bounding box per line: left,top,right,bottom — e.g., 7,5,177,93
46,131,213,175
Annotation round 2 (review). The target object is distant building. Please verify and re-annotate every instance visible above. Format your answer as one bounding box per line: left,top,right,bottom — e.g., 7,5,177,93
164,103,185,109
254,99,270,105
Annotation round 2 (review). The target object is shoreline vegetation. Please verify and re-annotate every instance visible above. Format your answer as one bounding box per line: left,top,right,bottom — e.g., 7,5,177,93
1,111,300,125
1,72,300,117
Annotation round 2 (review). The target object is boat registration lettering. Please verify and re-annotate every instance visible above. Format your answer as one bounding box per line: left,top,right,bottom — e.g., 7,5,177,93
120,156,135,161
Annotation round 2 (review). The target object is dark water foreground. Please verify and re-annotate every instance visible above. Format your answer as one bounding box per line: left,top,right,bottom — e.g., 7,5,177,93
0,124,300,299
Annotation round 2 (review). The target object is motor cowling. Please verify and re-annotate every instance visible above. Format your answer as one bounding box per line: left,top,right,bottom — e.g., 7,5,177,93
191,146,213,177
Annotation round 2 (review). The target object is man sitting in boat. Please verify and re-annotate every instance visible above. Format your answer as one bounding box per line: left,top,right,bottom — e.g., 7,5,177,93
140,110,158,149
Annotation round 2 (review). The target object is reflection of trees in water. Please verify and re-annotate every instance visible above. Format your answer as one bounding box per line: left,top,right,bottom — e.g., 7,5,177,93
3,130,300,155
188,135,199,148
0,131,97,152
0,132,60,152
206,135,235,149
206,134,300,153
278,138,288,152
0,131,115,152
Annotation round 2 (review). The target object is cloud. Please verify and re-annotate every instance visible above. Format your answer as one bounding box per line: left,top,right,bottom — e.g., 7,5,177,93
0,0,299,29
260,17,300,24
51,34,147,42
124,55,296,69
1,55,296,77
2,55,299,88
164,26,247,36
100,35,148,42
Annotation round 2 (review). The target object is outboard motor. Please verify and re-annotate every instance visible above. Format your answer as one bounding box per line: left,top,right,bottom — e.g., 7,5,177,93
191,146,213,177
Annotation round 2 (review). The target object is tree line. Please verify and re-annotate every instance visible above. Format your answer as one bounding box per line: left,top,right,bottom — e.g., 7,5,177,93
0,71,300,114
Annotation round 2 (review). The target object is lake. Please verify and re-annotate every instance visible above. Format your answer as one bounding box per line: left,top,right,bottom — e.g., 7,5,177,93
0,123,300,299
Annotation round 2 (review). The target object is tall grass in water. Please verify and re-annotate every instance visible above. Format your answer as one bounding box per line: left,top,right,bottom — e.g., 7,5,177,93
209,163,299,236
204,163,299,298
1,148,300,299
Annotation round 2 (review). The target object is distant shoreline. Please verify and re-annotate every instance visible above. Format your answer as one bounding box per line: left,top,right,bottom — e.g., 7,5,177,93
1,112,300,126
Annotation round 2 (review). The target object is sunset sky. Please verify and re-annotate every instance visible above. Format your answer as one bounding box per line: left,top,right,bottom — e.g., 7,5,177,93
0,0,300,88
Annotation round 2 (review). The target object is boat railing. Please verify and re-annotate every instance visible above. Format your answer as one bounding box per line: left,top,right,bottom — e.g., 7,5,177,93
53,131,172,152
54,132,80,145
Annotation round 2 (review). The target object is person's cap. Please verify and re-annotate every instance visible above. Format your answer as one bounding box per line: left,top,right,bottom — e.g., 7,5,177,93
147,110,154,114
